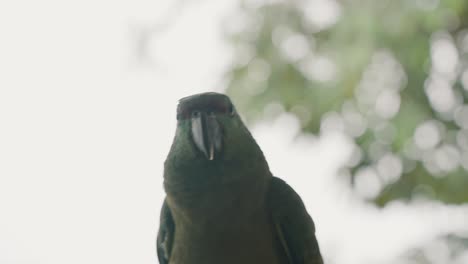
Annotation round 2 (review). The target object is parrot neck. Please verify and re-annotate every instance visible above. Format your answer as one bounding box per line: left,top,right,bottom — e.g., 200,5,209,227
164,162,272,227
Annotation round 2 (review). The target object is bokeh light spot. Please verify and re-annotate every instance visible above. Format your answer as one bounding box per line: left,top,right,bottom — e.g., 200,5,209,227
414,120,441,150
430,34,458,76
303,0,341,31
354,167,381,199
425,78,457,114
280,33,310,62
377,153,403,184
454,105,468,129
375,90,401,119
300,55,337,83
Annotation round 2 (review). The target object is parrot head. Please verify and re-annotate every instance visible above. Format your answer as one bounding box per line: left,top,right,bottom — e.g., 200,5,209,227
164,92,269,187
176,92,233,161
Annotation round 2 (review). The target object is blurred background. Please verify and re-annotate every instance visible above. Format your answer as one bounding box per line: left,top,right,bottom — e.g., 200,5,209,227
1,0,468,263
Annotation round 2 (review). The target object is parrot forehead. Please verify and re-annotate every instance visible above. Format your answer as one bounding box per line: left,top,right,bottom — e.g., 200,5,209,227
177,92,232,118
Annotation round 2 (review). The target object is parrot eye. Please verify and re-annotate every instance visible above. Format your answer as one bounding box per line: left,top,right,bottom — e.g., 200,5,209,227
191,111,201,118
229,105,236,116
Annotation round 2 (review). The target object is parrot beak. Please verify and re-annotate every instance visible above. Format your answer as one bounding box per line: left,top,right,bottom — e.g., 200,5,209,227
191,112,223,160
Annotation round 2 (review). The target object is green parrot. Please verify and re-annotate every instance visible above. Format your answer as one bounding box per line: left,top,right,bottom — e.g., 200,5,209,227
157,92,323,264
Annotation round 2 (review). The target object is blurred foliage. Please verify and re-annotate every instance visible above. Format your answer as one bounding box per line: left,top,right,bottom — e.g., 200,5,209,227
224,0,468,206
403,233,468,263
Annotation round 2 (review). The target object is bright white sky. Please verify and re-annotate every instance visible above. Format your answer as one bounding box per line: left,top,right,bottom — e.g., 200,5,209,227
1,1,468,264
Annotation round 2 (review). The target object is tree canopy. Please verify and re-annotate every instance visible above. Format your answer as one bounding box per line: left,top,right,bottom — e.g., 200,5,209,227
225,0,468,207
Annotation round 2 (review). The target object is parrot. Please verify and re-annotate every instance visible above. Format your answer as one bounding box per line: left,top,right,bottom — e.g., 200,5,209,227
157,92,323,264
